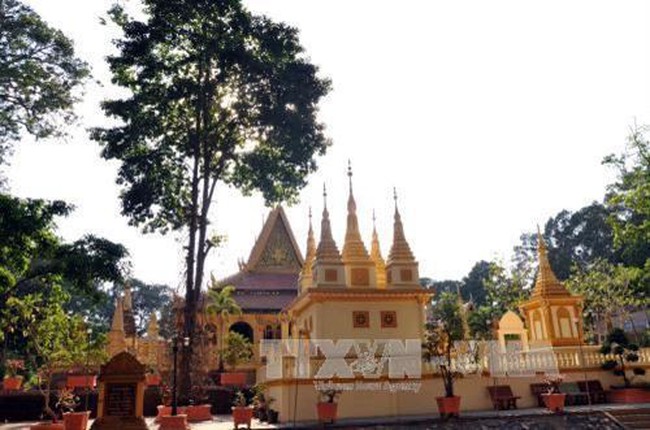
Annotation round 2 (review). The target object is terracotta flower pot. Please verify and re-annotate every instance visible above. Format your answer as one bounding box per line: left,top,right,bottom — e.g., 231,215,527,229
63,411,90,430
220,372,247,386
29,424,65,430
608,387,650,403
158,414,189,430
3,375,23,391
66,375,96,389
232,406,254,429
436,396,461,419
146,374,162,386
316,402,338,423
543,393,566,413
186,404,212,422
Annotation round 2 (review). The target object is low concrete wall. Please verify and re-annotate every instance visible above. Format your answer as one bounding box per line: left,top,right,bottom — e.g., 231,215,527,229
267,370,648,423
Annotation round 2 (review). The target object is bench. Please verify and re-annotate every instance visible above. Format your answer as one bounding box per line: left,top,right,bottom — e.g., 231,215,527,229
530,383,548,407
487,385,521,410
577,380,608,404
560,382,590,405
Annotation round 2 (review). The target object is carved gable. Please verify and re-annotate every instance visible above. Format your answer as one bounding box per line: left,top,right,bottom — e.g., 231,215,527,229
247,207,303,273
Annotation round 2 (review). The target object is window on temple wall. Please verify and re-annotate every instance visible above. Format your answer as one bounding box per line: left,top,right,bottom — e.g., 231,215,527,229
557,307,572,338
229,321,254,342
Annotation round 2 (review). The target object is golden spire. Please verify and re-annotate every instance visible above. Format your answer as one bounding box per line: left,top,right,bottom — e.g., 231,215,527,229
370,210,387,288
123,282,133,310
300,207,316,290
342,160,371,262
111,297,125,332
387,188,416,264
147,312,159,338
532,226,570,297
316,184,342,263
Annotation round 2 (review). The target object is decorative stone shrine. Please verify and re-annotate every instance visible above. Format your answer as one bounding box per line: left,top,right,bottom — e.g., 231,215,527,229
90,352,148,430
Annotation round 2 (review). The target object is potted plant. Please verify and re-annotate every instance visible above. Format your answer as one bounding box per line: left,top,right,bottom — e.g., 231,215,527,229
541,374,566,413
252,383,268,421
58,387,90,430
27,309,99,430
3,358,25,391
600,328,649,403
316,389,341,424
232,390,254,429
146,366,162,386
185,384,212,422
219,332,253,386
205,281,242,372
423,292,465,420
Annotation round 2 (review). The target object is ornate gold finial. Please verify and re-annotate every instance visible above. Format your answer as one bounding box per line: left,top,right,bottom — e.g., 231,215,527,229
370,209,386,288
347,159,353,192
342,160,369,262
123,282,133,310
300,207,317,290
316,183,341,263
387,188,415,264
532,225,570,297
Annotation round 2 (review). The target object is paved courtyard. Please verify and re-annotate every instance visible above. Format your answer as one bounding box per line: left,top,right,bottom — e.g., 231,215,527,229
2,403,649,429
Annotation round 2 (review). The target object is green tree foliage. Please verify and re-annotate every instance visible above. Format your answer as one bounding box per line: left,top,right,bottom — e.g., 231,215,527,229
566,259,641,340
604,125,650,268
423,291,464,398
466,261,529,339
206,278,242,369
0,0,90,163
0,194,128,359
25,307,105,420
129,278,173,336
94,0,331,395
221,331,253,370
599,328,645,387
460,260,490,305
513,203,620,281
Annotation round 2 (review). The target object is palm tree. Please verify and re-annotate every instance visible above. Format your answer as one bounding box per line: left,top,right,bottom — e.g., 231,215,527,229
205,275,242,370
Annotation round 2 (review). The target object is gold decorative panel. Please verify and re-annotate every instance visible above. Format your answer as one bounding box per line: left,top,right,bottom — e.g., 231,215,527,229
325,269,338,282
351,268,369,286
400,269,413,282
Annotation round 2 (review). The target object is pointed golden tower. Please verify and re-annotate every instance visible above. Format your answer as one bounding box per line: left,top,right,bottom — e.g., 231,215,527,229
107,297,127,357
519,227,584,347
370,210,387,289
299,207,317,292
341,161,377,288
312,184,346,287
386,188,420,288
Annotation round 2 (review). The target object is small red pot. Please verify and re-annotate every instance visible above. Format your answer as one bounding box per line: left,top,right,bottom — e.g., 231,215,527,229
232,406,254,429
63,411,90,430
158,414,189,430
3,376,23,391
146,374,162,386
220,372,247,386
543,393,566,413
66,375,96,389
436,396,461,419
316,402,338,423
186,404,212,422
